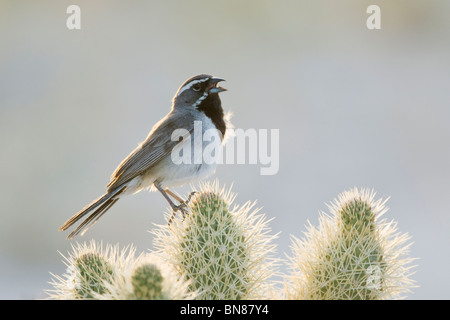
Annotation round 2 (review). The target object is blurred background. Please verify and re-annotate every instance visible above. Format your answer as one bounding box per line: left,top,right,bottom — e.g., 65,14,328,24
1,0,449,299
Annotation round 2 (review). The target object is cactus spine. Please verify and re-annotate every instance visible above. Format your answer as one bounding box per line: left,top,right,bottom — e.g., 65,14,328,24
285,188,416,300
48,184,416,300
153,181,279,299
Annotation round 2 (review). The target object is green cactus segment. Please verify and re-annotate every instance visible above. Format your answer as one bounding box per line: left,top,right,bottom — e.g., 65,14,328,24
335,198,385,299
131,264,165,300
180,191,249,299
339,198,376,234
153,182,279,300
286,188,415,300
336,199,385,299
316,236,385,300
312,197,385,299
74,252,114,299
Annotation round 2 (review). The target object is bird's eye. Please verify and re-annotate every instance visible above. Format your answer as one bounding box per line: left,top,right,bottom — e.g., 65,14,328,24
192,84,201,92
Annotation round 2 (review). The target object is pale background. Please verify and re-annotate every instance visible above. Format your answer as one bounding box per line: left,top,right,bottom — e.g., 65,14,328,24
1,0,449,299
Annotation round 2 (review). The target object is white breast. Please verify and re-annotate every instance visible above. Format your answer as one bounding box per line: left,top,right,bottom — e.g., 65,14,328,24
137,113,223,190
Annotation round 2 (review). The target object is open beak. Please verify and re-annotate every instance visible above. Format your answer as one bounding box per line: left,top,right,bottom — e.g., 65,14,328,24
208,78,227,93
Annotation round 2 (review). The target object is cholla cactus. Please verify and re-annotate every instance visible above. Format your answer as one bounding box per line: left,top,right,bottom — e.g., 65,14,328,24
47,241,117,299
47,241,193,300
153,181,279,299
130,263,164,299
285,188,416,300
99,254,196,300
47,184,417,300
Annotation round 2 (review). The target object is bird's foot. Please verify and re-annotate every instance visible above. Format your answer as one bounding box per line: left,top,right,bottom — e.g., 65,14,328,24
168,191,197,226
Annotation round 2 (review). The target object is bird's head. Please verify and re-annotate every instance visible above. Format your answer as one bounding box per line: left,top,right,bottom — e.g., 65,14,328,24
173,74,226,109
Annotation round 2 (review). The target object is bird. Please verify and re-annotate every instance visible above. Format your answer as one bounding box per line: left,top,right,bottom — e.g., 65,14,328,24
59,74,228,239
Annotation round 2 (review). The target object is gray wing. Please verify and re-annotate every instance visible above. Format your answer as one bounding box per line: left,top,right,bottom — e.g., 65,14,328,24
106,110,194,191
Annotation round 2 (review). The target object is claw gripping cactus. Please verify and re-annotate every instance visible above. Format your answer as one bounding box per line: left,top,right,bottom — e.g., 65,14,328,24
152,181,279,300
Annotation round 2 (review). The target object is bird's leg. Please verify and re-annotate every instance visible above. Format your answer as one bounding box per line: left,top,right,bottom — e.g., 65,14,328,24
165,189,197,223
154,182,184,224
165,189,197,207
164,189,184,204
154,182,195,225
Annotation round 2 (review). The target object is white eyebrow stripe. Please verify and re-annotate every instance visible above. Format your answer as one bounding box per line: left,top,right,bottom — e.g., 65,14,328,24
176,78,210,96
192,91,209,107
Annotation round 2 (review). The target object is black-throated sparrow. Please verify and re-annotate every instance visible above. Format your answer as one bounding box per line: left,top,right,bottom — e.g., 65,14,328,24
60,74,228,239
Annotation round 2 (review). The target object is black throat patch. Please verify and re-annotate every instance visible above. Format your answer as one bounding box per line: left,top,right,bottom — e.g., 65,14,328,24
196,93,226,138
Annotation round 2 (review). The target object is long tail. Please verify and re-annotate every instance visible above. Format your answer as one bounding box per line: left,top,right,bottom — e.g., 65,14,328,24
59,186,127,239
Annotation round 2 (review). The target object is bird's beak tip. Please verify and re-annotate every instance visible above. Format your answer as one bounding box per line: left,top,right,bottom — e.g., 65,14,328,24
209,77,227,93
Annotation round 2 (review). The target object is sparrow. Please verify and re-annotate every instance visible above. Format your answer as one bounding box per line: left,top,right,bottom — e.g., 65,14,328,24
60,74,228,239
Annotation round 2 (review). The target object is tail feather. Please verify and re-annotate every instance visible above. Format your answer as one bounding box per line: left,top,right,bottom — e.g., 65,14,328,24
60,186,126,239
66,197,119,239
